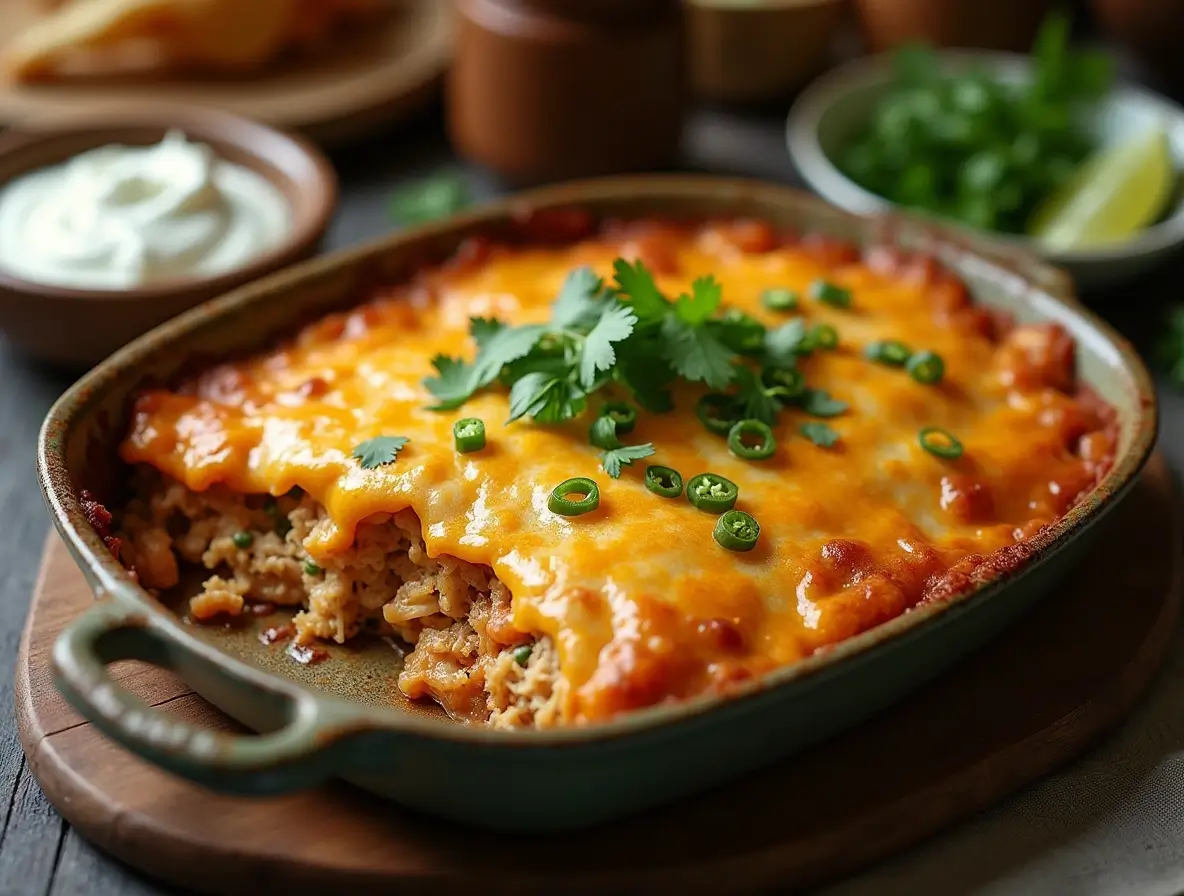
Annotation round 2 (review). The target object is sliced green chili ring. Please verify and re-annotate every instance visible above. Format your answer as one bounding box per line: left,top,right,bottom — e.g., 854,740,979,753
727,419,776,461
303,560,322,576
919,427,964,460
865,339,913,367
686,473,739,512
811,323,839,350
720,308,767,354
232,531,254,549
696,392,742,436
761,366,806,400
548,477,600,516
810,279,852,308
761,287,799,312
645,465,684,498
601,401,637,436
713,510,761,552
906,350,945,385
453,417,486,453
513,644,533,666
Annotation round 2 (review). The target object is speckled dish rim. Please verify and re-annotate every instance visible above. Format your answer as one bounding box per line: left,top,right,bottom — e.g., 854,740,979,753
37,175,1159,747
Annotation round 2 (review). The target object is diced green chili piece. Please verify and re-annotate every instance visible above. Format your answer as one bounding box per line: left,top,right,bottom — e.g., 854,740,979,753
548,477,600,516
601,402,637,436
919,426,964,459
697,392,742,436
761,366,806,401
907,350,945,385
644,465,684,498
686,473,739,513
727,419,776,461
761,287,799,312
713,510,761,552
810,279,852,308
865,340,913,367
454,417,486,453
810,323,839,350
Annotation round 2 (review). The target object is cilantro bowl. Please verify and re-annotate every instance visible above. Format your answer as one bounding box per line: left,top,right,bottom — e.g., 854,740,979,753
787,49,1184,290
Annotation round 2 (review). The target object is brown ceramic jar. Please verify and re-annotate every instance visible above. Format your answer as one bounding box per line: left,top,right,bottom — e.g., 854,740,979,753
448,0,685,183
855,0,1055,52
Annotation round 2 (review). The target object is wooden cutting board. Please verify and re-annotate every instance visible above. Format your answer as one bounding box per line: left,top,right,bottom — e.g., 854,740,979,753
16,454,1180,895
0,0,452,145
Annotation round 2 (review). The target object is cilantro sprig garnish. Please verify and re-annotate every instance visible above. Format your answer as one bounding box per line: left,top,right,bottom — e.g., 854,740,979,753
352,436,409,469
422,259,849,454
589,414,654,479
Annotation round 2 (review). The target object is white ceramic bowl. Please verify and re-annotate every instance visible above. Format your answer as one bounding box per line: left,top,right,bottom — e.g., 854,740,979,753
787,50,1184,291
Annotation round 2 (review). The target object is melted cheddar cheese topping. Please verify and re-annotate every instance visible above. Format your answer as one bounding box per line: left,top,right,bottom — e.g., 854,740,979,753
121,221,1114,723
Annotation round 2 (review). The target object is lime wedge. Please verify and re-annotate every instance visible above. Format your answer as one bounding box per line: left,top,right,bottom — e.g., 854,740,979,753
1028,127,1175,250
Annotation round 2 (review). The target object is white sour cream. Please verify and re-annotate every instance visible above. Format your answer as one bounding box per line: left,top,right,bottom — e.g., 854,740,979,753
0,130,292,290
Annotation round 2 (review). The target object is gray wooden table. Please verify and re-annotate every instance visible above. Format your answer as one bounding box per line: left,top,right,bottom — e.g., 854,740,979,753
1,104,1183,895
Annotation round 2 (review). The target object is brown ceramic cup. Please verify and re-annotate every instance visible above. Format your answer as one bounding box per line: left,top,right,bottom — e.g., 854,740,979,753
0,104,337,368
448,0,685,183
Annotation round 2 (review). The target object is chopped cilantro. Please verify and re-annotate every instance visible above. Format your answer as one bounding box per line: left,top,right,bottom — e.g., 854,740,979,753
579,302,637,389
352,436,409,469
423,355,474,410
801,389,849,418
602,443,656,479
660,315,735,389
469,316,504,350
551,267,608,330
588,413,654,478
800,422,841,448
612,258,669,321
673,275,722,325
389,171,470,226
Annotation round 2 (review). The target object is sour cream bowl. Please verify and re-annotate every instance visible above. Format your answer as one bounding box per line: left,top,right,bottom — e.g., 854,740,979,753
0,105,336,367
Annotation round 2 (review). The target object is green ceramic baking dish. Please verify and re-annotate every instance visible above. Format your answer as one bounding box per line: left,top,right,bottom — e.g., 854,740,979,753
37,176,1157,833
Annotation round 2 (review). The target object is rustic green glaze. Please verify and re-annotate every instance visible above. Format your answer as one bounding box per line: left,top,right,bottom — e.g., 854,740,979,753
38,177,1158,832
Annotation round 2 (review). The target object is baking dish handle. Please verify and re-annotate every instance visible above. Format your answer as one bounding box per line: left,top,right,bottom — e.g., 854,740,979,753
51,595,357,795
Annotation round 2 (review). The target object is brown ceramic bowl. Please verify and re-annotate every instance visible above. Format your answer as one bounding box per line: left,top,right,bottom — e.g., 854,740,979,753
0,105,337,368
686,0,849,104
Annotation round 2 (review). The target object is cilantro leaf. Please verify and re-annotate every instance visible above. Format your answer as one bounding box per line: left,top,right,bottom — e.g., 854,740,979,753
469,317,504,351
612,259,669,322
712,308,767,355
551,267,606,330
732,365,780,426
614,342,676,413
586,411,653,477
601,443,655,479
674,275,722,325
764,318,811,367
801,389,849,418
352,436,409,469
589,415,620,450
579,302,637,389
471,324,547,390
506,372,585,424
800,422,840,448
389,172,469,226
661,316,735,389
423,355,474,410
